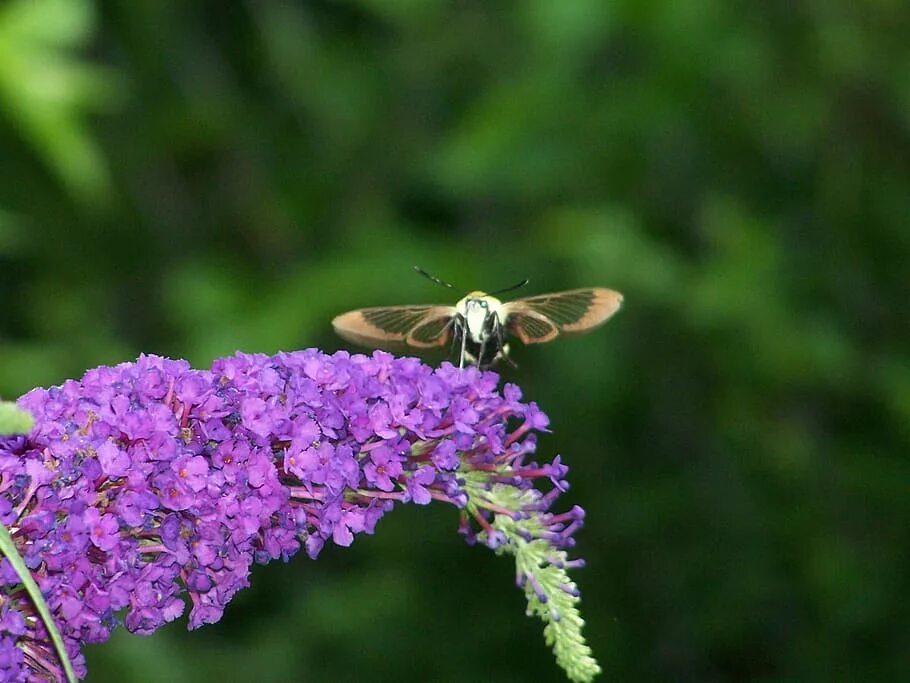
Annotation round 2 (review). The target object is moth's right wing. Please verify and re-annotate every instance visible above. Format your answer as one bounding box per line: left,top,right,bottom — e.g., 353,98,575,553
502,288,623,345
332,305,458,350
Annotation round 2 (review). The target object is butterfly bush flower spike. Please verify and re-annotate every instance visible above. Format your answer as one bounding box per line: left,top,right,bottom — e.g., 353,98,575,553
0,350,600,682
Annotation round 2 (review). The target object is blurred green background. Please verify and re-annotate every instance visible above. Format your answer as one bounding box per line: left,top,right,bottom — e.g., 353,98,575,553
1,0,908,681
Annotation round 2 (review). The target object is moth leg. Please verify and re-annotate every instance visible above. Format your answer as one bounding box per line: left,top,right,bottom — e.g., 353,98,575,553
500,343,517,368
493,321,515,367
478,312,500,369
448,319,459,356
459,326,467,368
451,315,467,368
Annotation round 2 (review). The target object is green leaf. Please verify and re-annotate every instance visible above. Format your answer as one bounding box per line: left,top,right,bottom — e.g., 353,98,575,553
463,469,601,682
0,522,77,682
0,401,34,435
0,0,117,206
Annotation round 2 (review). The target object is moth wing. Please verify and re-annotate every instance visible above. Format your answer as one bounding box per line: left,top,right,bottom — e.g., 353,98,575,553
406,311,458,348
503,288,623,345
332,305,457,350
502,310,559,344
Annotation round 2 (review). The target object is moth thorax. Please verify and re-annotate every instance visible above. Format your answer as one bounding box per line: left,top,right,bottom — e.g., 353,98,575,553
456,291,504,343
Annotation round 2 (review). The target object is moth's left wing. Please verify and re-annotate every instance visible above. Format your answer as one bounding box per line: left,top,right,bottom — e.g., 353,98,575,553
502,288,623,345
332,305,457,350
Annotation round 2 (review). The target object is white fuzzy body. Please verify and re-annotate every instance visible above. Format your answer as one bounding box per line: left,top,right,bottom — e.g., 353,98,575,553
455,292,505,343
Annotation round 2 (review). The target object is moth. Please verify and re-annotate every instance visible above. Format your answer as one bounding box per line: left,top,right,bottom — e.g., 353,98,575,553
332,268,623,369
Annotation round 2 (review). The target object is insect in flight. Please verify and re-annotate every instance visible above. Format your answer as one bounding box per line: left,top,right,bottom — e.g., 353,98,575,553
332,267,623,369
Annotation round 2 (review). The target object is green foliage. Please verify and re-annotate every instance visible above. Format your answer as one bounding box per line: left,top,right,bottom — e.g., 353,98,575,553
463,468,601,682
0,401,33,435
0,0,117,206
0,522,76,682
0,1,907,681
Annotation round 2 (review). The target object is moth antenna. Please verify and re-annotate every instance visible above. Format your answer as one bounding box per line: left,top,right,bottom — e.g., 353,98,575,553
414,266,455,289
489,278,530,296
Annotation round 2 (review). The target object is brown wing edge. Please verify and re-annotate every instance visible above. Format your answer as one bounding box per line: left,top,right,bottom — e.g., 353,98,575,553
332,310,406,350
506,311,560,344
406,315,456,348
332,306,457,350
558,288,623,333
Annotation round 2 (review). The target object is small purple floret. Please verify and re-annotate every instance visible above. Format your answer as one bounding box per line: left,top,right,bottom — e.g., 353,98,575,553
0,349,585,681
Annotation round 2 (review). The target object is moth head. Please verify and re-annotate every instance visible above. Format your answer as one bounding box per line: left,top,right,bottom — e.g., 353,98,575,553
455,291,504,317
456,292,505,342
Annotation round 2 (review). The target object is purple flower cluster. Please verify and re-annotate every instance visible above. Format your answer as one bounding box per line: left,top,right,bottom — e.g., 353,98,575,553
0,350,581,681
